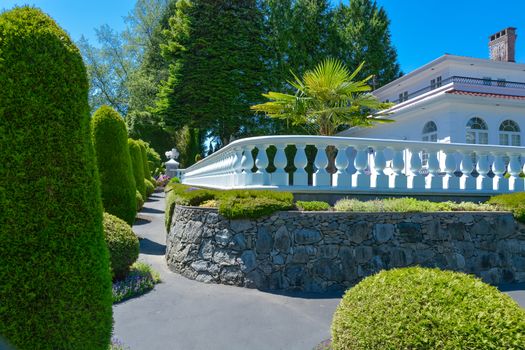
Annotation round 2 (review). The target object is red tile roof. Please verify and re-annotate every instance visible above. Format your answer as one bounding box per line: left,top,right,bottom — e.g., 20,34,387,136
446,90,525,100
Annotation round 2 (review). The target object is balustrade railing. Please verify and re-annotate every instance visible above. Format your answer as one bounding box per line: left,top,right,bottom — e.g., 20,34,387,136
179,136,525,195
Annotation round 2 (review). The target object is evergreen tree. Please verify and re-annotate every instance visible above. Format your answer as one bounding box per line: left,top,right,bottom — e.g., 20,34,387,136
330,0,401,87
155,0,268,146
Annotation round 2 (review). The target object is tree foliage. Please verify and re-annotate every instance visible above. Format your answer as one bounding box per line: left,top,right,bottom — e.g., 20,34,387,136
0,7,112,349
251,58,393,136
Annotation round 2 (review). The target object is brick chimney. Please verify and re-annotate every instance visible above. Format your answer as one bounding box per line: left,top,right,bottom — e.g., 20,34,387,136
489,27,517,62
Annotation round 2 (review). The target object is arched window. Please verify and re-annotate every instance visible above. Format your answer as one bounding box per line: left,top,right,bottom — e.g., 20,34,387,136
422,121,438,142
466,117,488,144
499,120,521,146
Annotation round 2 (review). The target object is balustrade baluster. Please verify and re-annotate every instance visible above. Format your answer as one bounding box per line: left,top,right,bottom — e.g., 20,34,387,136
372,147,388,189
408,148,425,190
460,151,475,191
333,145,350,187
293,144,308,186
492,152,508,192
271,143,289,186
426,149,441,190
443,150,459,190
232,148,243,188
240,145,254,186
508,153,524,192
352,145,370,189
254,144,269,186
476,152,492,191
389,147,407,190
313,144,330,187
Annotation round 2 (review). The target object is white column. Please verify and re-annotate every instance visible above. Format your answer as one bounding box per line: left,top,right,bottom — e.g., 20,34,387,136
372,147,388,189
426,149,441,190
333,145,350,187
389,147,407,190
442,150,459,191
508,153,524,192
476,152,492,192
352,145,370,189
233,148,243,187
271,143,288,186
313,144,330,187
407,148,425,190
460,151,475,191
492,152,508,192
253,144,269,186
241,145,255,186
293,144,308,186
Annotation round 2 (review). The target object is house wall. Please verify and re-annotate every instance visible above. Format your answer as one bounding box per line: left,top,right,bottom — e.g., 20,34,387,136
166,205,525,292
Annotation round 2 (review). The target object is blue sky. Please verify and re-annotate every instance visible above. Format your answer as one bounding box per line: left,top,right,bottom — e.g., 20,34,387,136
2,0,525,73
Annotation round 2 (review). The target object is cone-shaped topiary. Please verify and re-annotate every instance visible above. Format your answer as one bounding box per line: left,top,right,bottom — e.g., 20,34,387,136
331,267,525,349
103,213,139,280
128,139,146,198
91,106,137,225
138,140,151,179
0,7,112,349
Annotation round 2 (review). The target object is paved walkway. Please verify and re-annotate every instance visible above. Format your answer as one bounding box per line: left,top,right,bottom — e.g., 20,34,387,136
113,191,525,350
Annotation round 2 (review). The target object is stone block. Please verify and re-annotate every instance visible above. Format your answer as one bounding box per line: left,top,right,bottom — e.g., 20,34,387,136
285,264,306,286
291,246,316,263
220,266,243,285
229,233,247,251
215,229,232,246
373,224,394,243
256,227,273,253
447,223,466,240
240,250,257,272
274,225,291,252
230,219,253,233
347,221,371,244
397,222,422,243
212,249,237,266
294,228,322,245
389,248,413,268
318,245,339,259
354,246,373,264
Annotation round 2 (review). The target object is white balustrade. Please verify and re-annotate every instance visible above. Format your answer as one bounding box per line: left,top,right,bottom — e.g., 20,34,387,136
178,135,525,196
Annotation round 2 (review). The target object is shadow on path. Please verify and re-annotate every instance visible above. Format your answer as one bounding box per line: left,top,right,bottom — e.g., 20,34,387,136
499,283,525,292
264,289,344,300
134,217,151,226
139,238,166,256
140,207,165,214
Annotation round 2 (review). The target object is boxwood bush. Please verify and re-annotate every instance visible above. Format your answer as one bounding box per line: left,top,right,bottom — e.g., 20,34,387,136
91,105,137,225
331,267,525,349
103,213,139,280
145,179,155,197
136,190,144,211
296,200,331,211
488,192,525,223
128,139,146,198
0,7,112,349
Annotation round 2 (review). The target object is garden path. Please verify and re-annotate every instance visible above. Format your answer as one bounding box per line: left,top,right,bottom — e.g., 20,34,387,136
113,191,341,350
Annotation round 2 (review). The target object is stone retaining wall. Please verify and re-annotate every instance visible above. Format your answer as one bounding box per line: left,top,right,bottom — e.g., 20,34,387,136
166,206,525,292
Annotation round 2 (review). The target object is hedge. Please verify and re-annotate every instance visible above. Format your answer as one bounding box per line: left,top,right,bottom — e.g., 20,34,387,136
137,140,151,179
136,190,144,211
145,179,155,197
331,267,525,349
128,139,146,198
488,192,525,223
91,106,137,225
296,200,331,211
0,7,112,349
103,213,139,280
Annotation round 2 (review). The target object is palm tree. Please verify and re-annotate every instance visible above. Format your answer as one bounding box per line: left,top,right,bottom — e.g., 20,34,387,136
251,58,393,136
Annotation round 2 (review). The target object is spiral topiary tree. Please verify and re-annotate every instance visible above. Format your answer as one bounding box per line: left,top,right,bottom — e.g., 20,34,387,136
128,139,146,198
91,106,137,225
138,140,151,180
0,7,112,349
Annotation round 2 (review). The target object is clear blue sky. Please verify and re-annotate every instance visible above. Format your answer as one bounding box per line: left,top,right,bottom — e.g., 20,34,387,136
2,0,525,73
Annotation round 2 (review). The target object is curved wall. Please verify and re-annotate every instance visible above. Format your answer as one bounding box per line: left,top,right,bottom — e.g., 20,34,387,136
166,206,525,292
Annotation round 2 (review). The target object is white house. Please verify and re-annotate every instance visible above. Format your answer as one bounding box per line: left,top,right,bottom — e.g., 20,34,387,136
340,28,525,149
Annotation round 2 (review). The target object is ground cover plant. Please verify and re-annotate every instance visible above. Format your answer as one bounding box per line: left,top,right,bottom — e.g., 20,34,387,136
92,105,137,225
0,7,112,349
296,200,331,211
488,192,525,223
334,197,500,213
103,213,139,280
331,267,525,349
112,262,161,303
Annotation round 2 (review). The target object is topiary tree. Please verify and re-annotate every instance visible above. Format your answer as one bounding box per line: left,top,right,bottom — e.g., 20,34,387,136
331,267,525,349
0,7,112,349
137,140,151,179
103,213,139,280
91,105,137,225
128,139,146,198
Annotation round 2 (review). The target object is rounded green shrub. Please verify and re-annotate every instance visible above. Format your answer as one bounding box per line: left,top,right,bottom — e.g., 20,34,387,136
145,179,155,197
128,139,146,198
0,7,112,349
136,190,144,211
91,105,137,225
103,213,139,280
331,267,525,349
296,200,331,211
